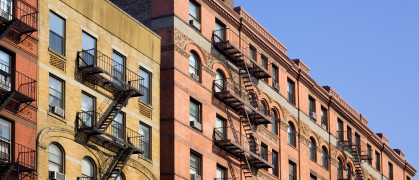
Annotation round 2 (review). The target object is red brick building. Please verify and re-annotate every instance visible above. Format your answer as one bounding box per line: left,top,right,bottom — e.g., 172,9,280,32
0,0,38,179
114,0,416,179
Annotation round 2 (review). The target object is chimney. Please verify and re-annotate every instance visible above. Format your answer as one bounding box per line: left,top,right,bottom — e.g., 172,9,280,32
292,59,310,74
376,133,389,145
393,149,405,159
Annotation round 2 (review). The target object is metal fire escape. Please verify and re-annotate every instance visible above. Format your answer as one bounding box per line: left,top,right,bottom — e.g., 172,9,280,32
76,49,145,180
0,141,37,180
0,0,38,42
337,131,371,179
212,28,273,179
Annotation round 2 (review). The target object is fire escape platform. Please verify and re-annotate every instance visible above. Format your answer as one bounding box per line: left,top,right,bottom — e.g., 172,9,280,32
0,0,38,39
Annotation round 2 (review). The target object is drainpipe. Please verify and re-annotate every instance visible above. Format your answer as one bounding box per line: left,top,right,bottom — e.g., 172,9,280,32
296,68,302,180
327,94,332,180
380,143,385,180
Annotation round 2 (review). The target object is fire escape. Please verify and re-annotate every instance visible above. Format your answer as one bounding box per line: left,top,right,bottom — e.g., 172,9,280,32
212,28,273,179
76,49,145,180
337,131,371,179
0,0,38,42
0,141,37,180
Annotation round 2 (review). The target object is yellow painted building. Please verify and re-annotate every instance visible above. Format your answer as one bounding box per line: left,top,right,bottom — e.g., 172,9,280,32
36,0,160,179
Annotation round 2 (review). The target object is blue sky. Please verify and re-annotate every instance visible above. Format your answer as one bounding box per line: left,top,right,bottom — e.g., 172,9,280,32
235,0,419,176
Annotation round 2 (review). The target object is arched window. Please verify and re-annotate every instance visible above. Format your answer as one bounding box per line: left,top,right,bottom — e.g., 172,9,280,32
337,158,344,179
309,137,316,161
288,122,296,147
215,70,225,92
189,51,200,81
321,146,328,168
82,157,96,179
49,143,64,173
347,163,352,179
260,101,268,116
271,109,278,134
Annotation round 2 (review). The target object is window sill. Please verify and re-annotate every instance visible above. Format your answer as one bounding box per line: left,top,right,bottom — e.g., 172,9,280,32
48,48,67,60
48,111,66,123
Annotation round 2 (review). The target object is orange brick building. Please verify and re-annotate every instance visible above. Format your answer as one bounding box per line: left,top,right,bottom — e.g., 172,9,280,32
113,0,416,179
0,0,38,179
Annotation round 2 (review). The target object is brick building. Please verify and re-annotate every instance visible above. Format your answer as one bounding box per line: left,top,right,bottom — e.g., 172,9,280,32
0,0,38,179
114,0,416,179
36,0,161,179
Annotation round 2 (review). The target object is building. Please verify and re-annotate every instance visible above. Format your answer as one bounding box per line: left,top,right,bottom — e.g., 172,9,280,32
0,0,39,179
36,0,160,179
113,0,416,180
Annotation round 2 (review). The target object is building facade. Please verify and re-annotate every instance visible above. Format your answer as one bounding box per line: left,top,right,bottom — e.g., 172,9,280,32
0,0,38,179
36,0,160,179
114,0,416,180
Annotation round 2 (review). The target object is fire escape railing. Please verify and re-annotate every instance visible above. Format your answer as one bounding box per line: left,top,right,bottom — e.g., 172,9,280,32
0,138,37,179
0,0,38,40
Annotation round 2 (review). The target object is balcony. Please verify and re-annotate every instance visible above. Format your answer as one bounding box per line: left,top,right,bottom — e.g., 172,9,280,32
0,0,38,39
0,61,36,111
213,79,272,125
214,127,273,169
77,49,144,97
213,28,271,79
76,111,144,155
0,139,37,179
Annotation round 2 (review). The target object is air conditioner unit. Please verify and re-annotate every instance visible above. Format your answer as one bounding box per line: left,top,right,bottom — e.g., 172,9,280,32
51,106,65,117
0,79,11,92
190,73,200,81
49,171,66,180
274,82,280,91
190,174,201,180
0,11,12,21
309,112,318,121
189,19,201,30
190,120,202,130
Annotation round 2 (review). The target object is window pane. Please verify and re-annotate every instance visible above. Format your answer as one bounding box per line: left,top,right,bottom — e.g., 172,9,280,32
49,144,62,173
189,1,199,20
0,119,10,141
190,153,200,175
216,166,225,179
139,69,151,104
0,50,10,73
190,101,199,122
140,123,151,159
112,113,124,139
82,158,94,178
50,12,64,36
82,32,96,51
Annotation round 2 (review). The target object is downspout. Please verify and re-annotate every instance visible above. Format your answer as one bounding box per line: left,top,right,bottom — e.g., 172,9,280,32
296,68,302,180
380,143,385,180
327,94,333,180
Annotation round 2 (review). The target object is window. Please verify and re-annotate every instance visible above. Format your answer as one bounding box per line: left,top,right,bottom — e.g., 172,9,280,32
309,137,316,161
355,133,360,151
81,92,95,127
49,12,65,55
0,49,11,86
190,99,201,130
407,176,411,180
260,101,268,127
140,123,151,159
189,0,200,30
261,55,268,82
81,31,97,66
112,51,126,85
388,162,393,180
49,76,64,111
139,68,152,104
189,51,200,81
367,144,372,165
272,64,278,88
289,161,296,180
112,113,125,139
321,146,328,168
346,163,352,179
261,143,268,161
321,106,327,130
249,45,256,60
0,119,11,161
81,157,95,179
310,174,317,180
288,122,296,147
375,151,380,171
214,20,225,42
216,165,226,179
271,109,278,134
347,126,352,144
0,0,12,17
287,78,295,105
337,158,344,179
214,70,225,92
49,143,64,173
272,150,278,176
308,96,315,117
337,119,343,141
190,151,201,177
215,116,226,140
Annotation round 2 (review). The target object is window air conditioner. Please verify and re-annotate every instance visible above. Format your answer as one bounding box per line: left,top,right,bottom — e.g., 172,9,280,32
190,73,200,81
309,112,318,121
190,174,201,180
190,120,202,131
49,171,66,180
189,19,201,30
51,106,65,117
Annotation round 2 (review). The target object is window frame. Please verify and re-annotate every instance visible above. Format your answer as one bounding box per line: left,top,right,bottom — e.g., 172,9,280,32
214,19,226,42
271,109,278,134
375,151,380,171
216,164,227,179
308,96,315,115
388,162,393,180
289,161,296,180
48,143,65,173
49,11,66,55
337,119,343,141
81,156,96,179
272,64,278,87
139,67,152,105
0,118,11,162
321,106,327,130
272,150,279,176
189,0,201,30
321,146,328,169
288,122,296,147
287,78,295,105
249,45,257,60
189,51,200,81
112,112,126,140
140,122,152,160
49,75,65,110
81,91,96,126
309,137,316,161
190,151,202,176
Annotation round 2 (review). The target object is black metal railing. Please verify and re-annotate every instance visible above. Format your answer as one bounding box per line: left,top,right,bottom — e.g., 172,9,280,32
0,137,36,171
0,0,38,31
336,131,371,161
77,111,144,151
0,61,36,101
77,49,145,95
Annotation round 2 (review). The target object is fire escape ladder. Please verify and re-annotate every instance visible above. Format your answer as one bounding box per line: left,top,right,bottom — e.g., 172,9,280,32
240,155,255,180
350,144,365,179
102,148,135,180
96,90,134,132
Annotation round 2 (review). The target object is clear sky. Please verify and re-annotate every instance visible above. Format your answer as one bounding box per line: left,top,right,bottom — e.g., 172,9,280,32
235,0,419,176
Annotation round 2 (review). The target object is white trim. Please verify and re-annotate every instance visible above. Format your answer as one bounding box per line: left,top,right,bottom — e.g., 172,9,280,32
48,4,68,19
80,25,98,38
112,45,127,57
139,61,153,73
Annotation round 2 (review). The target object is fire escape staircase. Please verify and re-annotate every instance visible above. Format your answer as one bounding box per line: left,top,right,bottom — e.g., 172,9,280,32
0,142,37,180
76,49,145,180
337,133,371,179
0,0,38,42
